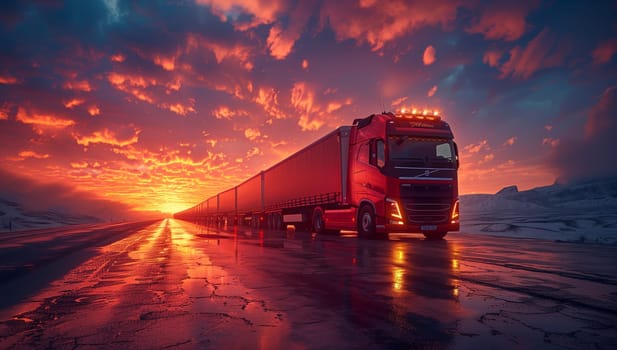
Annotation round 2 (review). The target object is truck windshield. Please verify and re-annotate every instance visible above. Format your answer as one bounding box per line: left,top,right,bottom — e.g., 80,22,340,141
388,136,455,168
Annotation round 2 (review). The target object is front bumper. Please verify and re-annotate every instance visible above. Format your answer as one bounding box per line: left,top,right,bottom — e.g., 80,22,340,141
383,221,459,234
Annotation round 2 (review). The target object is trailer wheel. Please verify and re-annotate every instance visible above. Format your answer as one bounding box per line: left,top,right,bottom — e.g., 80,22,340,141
423,231,447,240
312,207,325,234
358,204,376,239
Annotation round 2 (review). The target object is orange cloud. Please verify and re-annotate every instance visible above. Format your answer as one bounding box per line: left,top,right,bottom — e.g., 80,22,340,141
244,128,261,140
423,45,436,65
254,87,286,120
108,72,155,88
163,99,196,116
291,82,323,131
63,98,85,109
463,140,489,154
166,78,182,93
267,24,298,60
74,128,140,147
0,103,10,120
302,59,309,69
0,75,19,84
213,106,248,120
196,0,283,27
107,72,156,104
427,85,437,97
542,137,560,147
154,54,176,71
466,2,538,41
498,29,567,79
16,107,75,128
70,161,89,169
391,96,408,107
18,150,50,159
504,136,517,146
88,106,100,116
483,50,503,67
322,1,459,51
63,80,92,92
110,53,125,62
592,38,617,65
326,102,343,113
480,153,495,163
584,85,616,138
246,146,261,158
186,34,253,69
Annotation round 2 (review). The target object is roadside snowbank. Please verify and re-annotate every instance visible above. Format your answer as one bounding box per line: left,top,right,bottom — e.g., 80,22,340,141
461,178,617,244
0,199,101,233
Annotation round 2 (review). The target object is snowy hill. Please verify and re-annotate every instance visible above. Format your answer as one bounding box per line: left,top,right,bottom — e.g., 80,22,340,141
460,177,617,244
0,198,102,233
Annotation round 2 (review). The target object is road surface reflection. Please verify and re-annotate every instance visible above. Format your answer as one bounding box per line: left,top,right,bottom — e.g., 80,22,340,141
2,219,616,349
177,219,463,348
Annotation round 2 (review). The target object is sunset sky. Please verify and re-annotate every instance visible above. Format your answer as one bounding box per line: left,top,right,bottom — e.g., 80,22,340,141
1,0,616,216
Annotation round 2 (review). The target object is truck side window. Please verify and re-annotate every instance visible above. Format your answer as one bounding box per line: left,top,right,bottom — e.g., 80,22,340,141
357,142,370,163
369,141,376,165
376,140,385,168
369,139,385,168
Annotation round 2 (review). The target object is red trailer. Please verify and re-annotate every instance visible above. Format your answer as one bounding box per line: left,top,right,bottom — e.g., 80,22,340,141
236,173,264,227
262,127,350,231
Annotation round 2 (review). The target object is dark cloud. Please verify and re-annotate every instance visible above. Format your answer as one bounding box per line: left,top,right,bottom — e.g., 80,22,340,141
0,166,161,220
549,85,617,183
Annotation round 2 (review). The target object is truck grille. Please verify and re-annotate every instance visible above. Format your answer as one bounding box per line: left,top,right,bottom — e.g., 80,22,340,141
400,184,453,224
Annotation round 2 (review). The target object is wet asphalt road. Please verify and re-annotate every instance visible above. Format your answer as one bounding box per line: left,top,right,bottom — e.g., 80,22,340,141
0,219,616,349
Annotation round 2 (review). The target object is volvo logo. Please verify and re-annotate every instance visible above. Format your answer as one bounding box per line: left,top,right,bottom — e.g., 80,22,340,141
419,169,439,177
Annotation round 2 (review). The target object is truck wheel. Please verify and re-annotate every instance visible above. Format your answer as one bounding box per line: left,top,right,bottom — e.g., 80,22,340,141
423,231,447,240
312,207,325,234
358,204,376,239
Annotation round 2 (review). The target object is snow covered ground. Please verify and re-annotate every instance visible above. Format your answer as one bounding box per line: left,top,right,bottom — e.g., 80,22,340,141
461,177,617,244
0,198,101,233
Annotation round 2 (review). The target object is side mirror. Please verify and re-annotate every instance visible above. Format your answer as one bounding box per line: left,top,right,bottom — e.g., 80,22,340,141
453,142,459,169
376,139,386,168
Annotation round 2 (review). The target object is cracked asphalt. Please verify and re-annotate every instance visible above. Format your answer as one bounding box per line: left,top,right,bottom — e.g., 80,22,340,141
0,219,616,349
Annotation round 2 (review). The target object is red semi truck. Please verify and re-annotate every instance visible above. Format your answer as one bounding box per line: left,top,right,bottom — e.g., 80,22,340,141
175,110,460,239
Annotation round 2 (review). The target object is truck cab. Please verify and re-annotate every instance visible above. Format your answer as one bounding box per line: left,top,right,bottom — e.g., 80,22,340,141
349,110,460,239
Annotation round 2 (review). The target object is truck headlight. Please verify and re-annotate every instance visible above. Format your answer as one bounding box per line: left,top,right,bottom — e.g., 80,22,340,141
451,200,459,224
386,198,403,220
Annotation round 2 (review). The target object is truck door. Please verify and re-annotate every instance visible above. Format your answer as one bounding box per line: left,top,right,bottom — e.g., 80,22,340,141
351,138,386,208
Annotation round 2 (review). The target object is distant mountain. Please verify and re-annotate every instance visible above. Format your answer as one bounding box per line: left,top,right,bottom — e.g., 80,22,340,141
0,198,102,233
460,177,617,244
461,177,617,212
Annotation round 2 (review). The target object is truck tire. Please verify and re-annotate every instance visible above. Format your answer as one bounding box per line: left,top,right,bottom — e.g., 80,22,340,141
357,204,376,239
423,231,447,240
312,207,325,234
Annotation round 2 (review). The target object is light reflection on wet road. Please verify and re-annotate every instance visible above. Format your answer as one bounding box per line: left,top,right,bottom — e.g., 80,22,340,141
0,219,616,349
